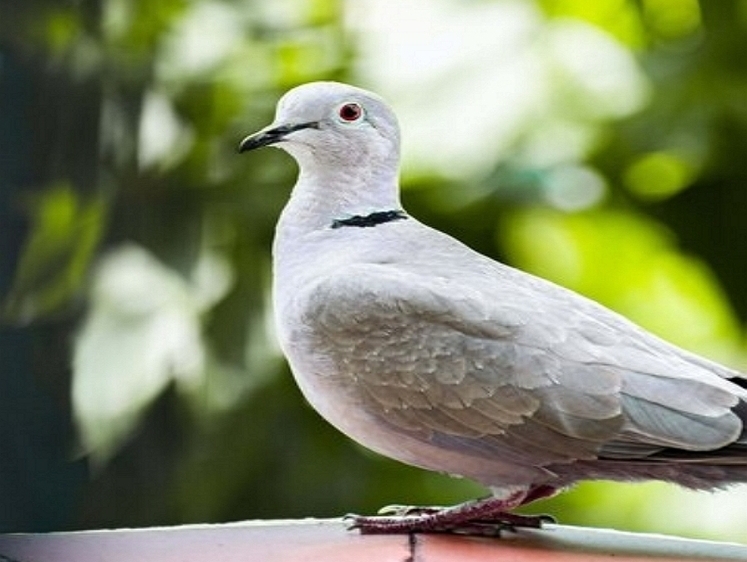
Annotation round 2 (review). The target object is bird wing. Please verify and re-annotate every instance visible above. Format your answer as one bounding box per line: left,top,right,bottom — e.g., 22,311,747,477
301,260,745,471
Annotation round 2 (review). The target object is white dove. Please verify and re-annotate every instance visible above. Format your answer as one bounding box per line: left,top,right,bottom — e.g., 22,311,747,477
239,81,747,534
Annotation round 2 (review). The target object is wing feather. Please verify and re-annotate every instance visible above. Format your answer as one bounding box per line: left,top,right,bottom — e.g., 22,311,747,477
302,261,745,473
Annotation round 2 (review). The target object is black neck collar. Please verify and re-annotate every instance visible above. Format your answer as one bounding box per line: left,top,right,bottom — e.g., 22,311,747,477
330,209,408,229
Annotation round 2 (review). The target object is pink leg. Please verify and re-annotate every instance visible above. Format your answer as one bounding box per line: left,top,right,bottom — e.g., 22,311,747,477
519,484,560,505
348,488,555,535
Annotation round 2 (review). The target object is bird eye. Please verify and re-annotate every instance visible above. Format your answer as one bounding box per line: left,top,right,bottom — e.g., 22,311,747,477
338,102,364,122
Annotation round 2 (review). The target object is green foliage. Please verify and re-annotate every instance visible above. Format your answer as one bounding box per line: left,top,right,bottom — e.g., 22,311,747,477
536,0,646,46
501,208,741,360
623,151,696,200
3,184,106,323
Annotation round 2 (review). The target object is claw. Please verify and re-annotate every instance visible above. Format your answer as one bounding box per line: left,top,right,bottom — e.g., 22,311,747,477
376,504,409,516
377,504,443,516
343,513,363,530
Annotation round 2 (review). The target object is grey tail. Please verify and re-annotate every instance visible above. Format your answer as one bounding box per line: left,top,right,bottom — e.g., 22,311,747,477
549,389,747,490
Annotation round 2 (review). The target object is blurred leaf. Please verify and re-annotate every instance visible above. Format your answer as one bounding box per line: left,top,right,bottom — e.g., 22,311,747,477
500,207,741,361
307,0,340,25
118,0,188,56
176,81,242,136
3,184,105,323
642,0,701,40
274,31,343,86
624,151,697,200
537,0,646,47
43,7,82,54
72,243,233,465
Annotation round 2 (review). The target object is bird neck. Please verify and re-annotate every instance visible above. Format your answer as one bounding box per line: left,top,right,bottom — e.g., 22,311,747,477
277,160,402,236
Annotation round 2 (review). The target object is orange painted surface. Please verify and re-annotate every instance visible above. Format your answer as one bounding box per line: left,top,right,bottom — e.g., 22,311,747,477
1,519,745,561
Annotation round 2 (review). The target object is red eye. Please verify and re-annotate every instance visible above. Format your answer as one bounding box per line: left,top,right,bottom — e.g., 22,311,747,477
338,102,363,122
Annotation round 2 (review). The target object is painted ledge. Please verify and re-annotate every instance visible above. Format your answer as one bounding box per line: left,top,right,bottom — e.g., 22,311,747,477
1,519,746,562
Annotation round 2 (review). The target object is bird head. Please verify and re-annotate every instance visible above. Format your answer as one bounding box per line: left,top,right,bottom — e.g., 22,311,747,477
239,81,400,172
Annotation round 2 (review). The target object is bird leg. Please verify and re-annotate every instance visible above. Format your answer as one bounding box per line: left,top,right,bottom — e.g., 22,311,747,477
518,484,561,505
347,489,555,535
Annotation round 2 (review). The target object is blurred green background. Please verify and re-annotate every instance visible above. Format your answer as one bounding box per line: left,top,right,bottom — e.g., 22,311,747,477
2,0,747,543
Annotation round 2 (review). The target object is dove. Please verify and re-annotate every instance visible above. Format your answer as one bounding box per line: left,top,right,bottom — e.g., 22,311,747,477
238,81,747,534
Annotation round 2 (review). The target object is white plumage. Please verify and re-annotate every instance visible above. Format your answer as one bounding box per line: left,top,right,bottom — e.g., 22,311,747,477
239,81,747,534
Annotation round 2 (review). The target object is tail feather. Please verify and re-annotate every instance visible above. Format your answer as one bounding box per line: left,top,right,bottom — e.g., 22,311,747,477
549,389,747,489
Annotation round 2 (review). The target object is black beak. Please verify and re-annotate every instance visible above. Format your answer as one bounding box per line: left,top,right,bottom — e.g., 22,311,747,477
238,121,319,153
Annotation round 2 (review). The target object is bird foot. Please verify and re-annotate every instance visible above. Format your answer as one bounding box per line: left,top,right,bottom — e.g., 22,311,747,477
345,495,555,536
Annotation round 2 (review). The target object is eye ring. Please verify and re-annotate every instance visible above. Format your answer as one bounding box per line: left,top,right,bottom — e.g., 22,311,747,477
337,102,364,123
